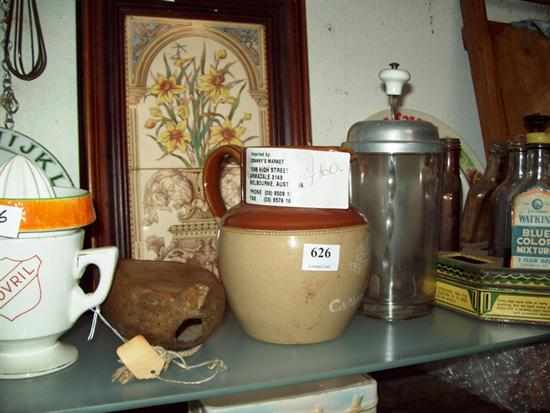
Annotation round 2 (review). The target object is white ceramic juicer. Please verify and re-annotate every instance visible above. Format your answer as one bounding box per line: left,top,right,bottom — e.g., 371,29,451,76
0,155,118,379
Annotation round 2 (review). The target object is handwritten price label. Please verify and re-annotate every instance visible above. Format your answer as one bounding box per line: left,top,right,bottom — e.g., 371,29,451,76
0,205,23,238
302,243,341,271
245,148,350,209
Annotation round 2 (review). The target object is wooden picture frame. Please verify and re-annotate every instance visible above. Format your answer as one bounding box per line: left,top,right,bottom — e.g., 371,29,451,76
77,0,311,264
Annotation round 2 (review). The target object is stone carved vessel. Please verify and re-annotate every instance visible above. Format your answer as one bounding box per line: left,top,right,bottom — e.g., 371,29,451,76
103,259,226,350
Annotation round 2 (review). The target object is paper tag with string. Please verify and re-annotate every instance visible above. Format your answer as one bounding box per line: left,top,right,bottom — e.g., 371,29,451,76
116,335,164,380
88,307,226,385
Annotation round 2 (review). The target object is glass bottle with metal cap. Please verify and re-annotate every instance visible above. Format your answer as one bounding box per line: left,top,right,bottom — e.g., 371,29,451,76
344,63,442,320
508,128,550,269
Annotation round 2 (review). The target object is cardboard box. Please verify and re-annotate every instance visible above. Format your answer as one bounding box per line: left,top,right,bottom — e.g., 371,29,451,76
189,374,377,413
436,252,550,324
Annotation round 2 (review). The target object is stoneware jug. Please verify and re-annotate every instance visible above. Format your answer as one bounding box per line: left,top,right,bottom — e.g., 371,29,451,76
203,145,370,344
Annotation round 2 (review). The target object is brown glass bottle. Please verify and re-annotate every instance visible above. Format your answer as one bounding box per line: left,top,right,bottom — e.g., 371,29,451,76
461,143,508,246
488,141,527,257
439,138,462,251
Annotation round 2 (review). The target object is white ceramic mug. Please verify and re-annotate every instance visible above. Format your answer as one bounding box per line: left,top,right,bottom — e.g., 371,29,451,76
0,229,118,378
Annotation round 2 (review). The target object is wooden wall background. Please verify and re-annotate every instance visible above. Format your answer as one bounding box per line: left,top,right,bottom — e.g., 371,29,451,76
461,0,550,157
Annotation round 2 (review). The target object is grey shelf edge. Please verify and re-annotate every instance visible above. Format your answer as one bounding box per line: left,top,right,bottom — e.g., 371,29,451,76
3,307,550,413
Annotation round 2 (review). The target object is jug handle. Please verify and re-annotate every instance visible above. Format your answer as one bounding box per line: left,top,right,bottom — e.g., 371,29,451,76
203,144,243,218
69,246,119,324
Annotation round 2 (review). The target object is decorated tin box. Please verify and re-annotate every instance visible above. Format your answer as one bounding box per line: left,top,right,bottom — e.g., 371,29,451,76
436,252,550,324
189,374,377,413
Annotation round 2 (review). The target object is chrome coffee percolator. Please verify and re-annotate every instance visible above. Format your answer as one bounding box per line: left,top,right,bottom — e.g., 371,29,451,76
344,64,442,320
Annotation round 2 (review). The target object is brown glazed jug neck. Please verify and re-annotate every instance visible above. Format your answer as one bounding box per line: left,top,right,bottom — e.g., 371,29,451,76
222,203,367,230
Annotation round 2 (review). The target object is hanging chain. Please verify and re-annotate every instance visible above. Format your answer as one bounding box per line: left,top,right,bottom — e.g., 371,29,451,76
0,0,18,129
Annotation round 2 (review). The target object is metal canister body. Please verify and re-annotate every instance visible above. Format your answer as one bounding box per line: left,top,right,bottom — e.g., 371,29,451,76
345,120,442,320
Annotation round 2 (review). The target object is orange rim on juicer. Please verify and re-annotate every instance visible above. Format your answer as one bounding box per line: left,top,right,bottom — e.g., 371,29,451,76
0,188,96,232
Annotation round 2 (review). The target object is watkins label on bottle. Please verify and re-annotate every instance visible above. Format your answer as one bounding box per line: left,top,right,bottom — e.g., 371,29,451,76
510,188,550,269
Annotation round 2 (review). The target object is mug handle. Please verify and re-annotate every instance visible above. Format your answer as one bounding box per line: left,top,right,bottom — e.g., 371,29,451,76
69,246,119,323
203,144,243,218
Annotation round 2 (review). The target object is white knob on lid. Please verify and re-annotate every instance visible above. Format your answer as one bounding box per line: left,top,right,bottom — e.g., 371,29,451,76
379,62,410,96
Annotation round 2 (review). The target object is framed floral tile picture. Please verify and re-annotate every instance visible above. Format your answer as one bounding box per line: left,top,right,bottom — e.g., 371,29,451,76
78,0,311,272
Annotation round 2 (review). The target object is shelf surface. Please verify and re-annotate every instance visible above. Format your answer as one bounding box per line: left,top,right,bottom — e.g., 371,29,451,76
3,308,550,413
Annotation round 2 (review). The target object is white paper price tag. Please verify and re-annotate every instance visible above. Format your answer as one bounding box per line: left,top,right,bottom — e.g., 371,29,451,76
0,205,23,238
302,243,340,272
245,148,350,209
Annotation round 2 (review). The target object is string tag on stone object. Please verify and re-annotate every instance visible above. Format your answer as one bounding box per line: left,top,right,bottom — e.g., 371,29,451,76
116,335,164,380
86,308,226,385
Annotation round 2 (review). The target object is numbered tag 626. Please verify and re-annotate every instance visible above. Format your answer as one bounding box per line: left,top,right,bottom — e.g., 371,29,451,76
301,243,341,272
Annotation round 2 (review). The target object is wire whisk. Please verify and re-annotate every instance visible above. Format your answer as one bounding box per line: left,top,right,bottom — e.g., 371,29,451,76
4,0,47,81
